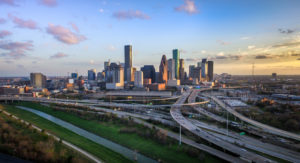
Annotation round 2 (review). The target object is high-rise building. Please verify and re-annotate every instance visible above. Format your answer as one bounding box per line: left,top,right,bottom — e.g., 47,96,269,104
197,62,201,68
179,59,185,81
159,55,168,83
30,73,46,88
71,73,78,79
124,45,132,82
201,59,207,79
190,66,201,83
141,65,156,83
167,59,175,80
106,63,124,89
104,61,110,71
207,61,214,82
88,69,96,80
126,67,136,83
134,71,143,88
172,49,180,79
189,65,195,78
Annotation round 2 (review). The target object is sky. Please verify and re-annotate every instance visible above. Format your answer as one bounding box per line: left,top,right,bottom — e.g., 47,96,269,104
0,0,300,77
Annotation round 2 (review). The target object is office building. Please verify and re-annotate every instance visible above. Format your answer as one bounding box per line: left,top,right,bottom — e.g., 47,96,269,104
207,61,214,82
30,73,46,89
104,61,110,71
134,71,143,88
172,49,180,79
201,59,207,79
190,66,201,83
141,65,156,83
189,65,195,78
167,59,175,80
179,59,185,81
71,73,78,79
124,45,132,82
88,69,96,80
106,64,124,89
159,55,168,83
197,62,201,68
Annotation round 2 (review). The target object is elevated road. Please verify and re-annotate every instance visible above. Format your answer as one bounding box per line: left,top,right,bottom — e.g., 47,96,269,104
204,94,300,142
170,90,274,163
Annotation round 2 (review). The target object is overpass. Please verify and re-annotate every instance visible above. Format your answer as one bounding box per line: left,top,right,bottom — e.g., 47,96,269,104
170,90,274,163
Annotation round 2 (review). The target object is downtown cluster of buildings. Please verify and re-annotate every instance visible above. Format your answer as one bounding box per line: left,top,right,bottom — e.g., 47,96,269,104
82,45,214,91
0,45,215,96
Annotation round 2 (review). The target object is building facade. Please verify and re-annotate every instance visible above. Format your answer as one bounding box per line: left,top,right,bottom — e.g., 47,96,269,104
159,55,168,83
134,71,143,88
172,49,180,79
30,73,46,89
124,45,132,82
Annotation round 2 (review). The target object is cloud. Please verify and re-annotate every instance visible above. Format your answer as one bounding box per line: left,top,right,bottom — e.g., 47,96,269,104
175,0,198,14
46,23,86,44
0,30,12,38
99,8,104,13
106,45,116,51
272,41,300,48
255,55,271,59
112,10,150,20
217,40,230,45
70,23,79,32
39,0,57,7
0,18,6,24
297,58,300,60
0,40,33,59
8,14,38,30
292,53,300,56
248,45,256,50
215,54,242,60
278,28,294,34
241,37,250,40
201,50,206,54
0,0,17,6
50,52,68,59
17,64,25,69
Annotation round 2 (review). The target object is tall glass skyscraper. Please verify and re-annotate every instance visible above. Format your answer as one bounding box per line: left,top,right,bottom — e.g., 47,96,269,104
201,58,207,79
124,45,132,82
172,49,180,79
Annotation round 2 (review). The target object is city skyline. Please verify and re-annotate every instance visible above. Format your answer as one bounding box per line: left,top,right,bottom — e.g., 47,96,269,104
0,0,300,76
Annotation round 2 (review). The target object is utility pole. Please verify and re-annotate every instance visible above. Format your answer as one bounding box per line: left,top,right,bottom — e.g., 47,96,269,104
226,110,229,136
179,125,182,145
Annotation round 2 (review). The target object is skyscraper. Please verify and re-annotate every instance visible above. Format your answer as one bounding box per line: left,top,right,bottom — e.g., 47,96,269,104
201,59,207,79
207,61,214,82
172,49,180,79
189,65,195,78
141,65,156,83
124,45,132,82
159,55,168,83
179,59,185,81
88,69,96,80
71,73,78,79
30,73,46,89
167,59,175,80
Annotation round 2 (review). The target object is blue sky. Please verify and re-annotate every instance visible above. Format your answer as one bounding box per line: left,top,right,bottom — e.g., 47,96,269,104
0,0,300,76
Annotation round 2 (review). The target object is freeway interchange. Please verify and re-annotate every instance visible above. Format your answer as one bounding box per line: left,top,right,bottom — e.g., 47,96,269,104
1,89,300,163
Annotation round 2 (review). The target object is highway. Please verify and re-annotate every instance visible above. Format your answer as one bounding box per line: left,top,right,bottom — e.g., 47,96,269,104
189,89,300,162
170,90,274,163
204,93,300,142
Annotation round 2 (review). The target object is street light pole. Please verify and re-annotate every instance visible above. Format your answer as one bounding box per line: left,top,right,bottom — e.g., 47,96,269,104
226,110,228,136
179,125,182,145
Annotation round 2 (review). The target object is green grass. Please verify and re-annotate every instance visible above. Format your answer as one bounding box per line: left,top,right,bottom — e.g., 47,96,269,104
0,112,92,163
2,104,132,163
13,102,223,163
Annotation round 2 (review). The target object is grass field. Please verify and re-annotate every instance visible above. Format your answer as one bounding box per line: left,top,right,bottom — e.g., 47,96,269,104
0,108,91,163
1,104,132,163
11,102,223,163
